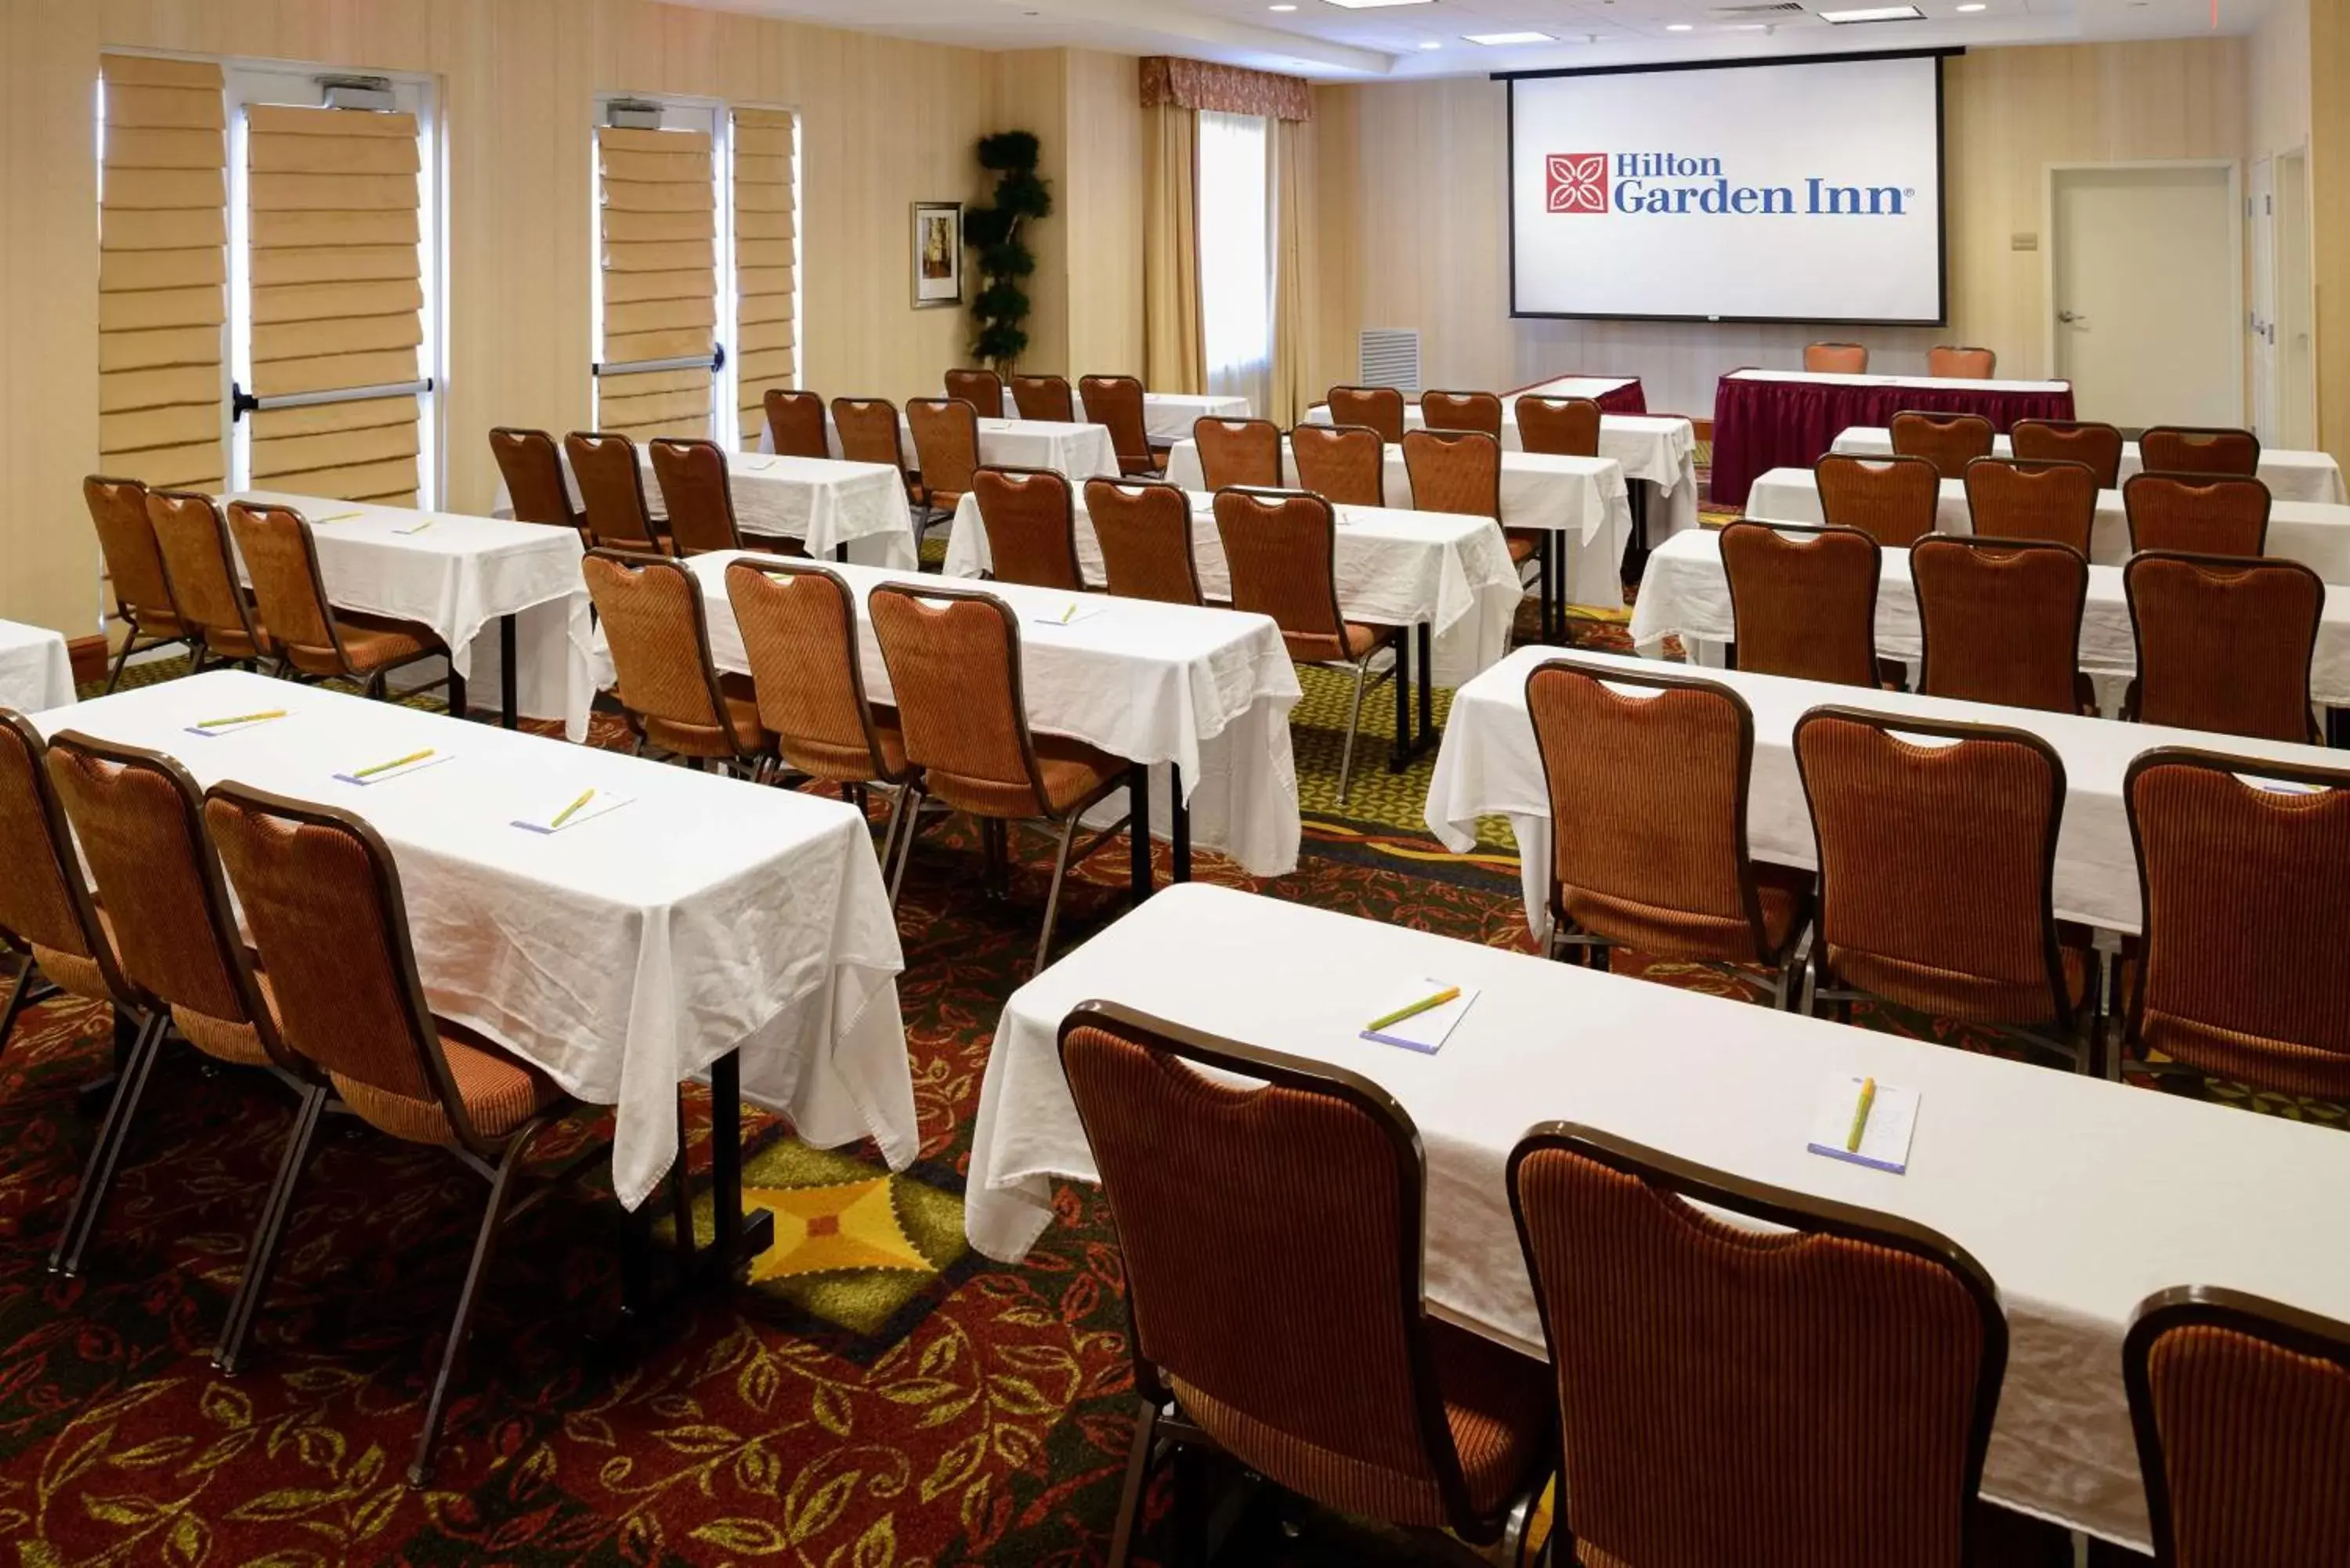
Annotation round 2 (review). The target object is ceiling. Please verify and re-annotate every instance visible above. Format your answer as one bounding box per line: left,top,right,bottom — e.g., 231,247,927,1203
674,0,2272,78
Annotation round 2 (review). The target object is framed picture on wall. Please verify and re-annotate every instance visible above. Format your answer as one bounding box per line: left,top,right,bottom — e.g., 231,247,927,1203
912,201,964,309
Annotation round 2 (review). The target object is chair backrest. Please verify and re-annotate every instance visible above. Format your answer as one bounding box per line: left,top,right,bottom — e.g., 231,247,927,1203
1509,1124,2003,1568
2009,419,2124,488
85,475,178,628
944,367,1005,419
581,548,735,744
1084,479,1202,606
1961,457,2099,555
1213,488,1351,663
1814,453,1942,547
1803,342,1869,374
1078,374,1153,467
1925,345,1997,378
763,389,830,460
868,581,1055,817
830,397,909,472
1193,417,1283,491
1526,660,1773,963
1060,1000,1491,1534
648,437,743,556
1401,428,1502,522
564,430,660,551
1794,706,2073,1025
1889,411,1996,481
146,490,267,652
1419,389,1502,439
202,782,499,1152
2124,472,2271,558
724,558,899,783
1513,395,1601,458
488,427,577,528
2124,748,2350,1099
1911,534,2088,714
1009,374,1076,423
0,711,123,1002
1290,423,1386,508
2127,1285,2350,1568
2140,425,2261,479
907,397,983,500
1717,522,1882,687
972,465,1083,591
2125,551,2322,743
222,500,347,676
1327,385,1406,445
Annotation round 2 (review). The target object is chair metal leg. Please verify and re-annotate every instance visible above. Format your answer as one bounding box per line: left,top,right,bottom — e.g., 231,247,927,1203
876,782,911,888
0,959,35,1052
408,1128,537,1488
888,784,924,907
215,1083,329,1372
49,1010,167,1277
1336,656,1372,806
1035,815,1083,974
1104,1396,1160,1568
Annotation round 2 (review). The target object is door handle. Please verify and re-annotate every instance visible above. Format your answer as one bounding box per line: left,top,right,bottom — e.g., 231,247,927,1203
2056,309,2087,324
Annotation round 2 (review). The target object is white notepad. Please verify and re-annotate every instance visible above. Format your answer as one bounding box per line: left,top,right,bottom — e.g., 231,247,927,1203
512,788,634,836
183,712,289,738
1026,601,1107,628
1358,979,1478,1055
333,750,454,788
1806,1075,1919,1175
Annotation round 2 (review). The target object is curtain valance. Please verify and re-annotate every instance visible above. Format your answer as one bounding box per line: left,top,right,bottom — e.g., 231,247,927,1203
1140,56,1313,121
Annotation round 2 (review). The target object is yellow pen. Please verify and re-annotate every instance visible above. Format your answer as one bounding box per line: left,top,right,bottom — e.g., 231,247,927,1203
548,787,595,829
196,708,285,728
1846,1077,1878,1154
313,511,362,524
1367,985,1461,1034
354,747,435,779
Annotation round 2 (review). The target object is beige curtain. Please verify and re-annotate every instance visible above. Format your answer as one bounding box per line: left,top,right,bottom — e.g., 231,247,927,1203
1270,114,1318,428
1143,103,1204,395
732,107,797,450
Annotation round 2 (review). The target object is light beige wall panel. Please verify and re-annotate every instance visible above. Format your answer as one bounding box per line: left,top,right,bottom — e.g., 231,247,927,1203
992,50,1072,379
2313,0,2349,461
1061,49,1146,378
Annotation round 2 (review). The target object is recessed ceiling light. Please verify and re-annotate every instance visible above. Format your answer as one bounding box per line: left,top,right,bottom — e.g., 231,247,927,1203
1955,3,1986,9
1818,3,1923,18
1320,0,1436,9
1419,38,1443,47
1665,22,1694,29
1270,4,1296,9
1466,30,1556,43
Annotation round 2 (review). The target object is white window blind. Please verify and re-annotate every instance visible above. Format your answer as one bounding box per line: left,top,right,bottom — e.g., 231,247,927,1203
598,121,718,441
731,107,797,451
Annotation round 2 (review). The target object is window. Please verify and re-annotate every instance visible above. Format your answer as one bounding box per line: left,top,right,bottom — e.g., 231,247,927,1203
730,107,800,452
594,96,728,445
1197,110,1273,417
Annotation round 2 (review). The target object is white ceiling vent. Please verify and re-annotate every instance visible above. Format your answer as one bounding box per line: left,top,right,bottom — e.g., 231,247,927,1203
1359,329,1422,396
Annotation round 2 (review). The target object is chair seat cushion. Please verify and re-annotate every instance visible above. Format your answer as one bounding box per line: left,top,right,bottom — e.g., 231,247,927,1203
1560,862,1813,970
205,616,274,660
1506,530,1545,565
920,732,1127,820
780,715,909,785
172,966,283,1070
332,1018,566,1146
129,608,191,640
1829,923,2096,1028
643,694,769,761
331,613,442,675
28,905,119,1006
1285,622,1394,667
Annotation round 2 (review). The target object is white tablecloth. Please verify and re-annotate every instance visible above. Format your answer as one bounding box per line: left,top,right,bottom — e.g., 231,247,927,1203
1509,374,1640,403
593,553,1304,877
942,490,1520,688
231,492,597,741
1428,644,2345,938
1165,438,1633,611
1831,425,2349,507
1141,393,1252,446
1726,368,2073,396
37,669,913,1210
822,414,1119,486
1628,526,2350,708
966,880,2350,1552
0,620,75,714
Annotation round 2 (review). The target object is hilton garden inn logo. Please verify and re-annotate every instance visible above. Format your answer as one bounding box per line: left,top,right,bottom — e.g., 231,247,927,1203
1546,152,1914,216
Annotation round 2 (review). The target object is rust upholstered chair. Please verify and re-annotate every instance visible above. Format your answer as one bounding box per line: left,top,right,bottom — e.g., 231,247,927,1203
1961,457,2099,555
2123,552,2321,742
488,427,585,537
2140,425,2261,479
907,396,983,529
1065,1002,1550,1568
1803,342,1870,374
1419,389,1503,440
1408,428,1553,638
725,558,918,878
1889,411,1996,481
1792,707,2099,1071
1509,1125,2005,1568
1291,422,1386,508
649,437,754,556
2010,419,2125,489
583,549,769,771
1926,345,1998,378
868,583,1133,970
831,397,918,490
1010,374,1076,424
1911,535,2092,714
2127,1286,2350,1568
202,782,620,1487
225,500,460,710
1079,374,1162,477
971,466,1084,591
1513,395,1601,458
2118,747,2350,1098
1815,453,1943,548
2124,473,2271,558
147,491,275,673
762,388,831,460
944,367,1006,420
1192,417,1283,491
1084,479,1202,606
1326,385,1407,446
1527,659,1813,1005
564,431,663,553
1718,522,1882,687
85,475,195,692
1216,488,1397,806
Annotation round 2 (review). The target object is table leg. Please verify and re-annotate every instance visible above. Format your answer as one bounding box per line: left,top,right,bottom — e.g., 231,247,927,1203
1170,762,1191,883
1545,537,1563,645
702,1050,774,1285
500,614,519,730
1416,622,1435,750
2330,706,2346,749
835,543,848,564
1127,764,1152,905
1623,482,1652,581
1389,628,1413,771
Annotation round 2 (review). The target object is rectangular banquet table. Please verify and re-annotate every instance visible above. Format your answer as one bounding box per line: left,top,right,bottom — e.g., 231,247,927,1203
1507,374,1648,414
34,670,914,1266
1140,392,1252,446
821,413,1119,485
1427,644,2345,938
229,491,597,741
1831,425,2349,506
1711,368,2077,508
964,880,2350,1552
595,552,1306,880
0,620,75,713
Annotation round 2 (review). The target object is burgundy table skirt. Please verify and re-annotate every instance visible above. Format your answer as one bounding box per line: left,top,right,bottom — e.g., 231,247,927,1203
1708,373,2076,508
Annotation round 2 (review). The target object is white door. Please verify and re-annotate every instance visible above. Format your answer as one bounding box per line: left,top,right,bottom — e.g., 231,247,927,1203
2249,157,2277,439
2276,150,2318,450
2048,163,2241,430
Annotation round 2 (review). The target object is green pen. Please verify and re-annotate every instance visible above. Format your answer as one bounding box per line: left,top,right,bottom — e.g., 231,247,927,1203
1846,1077,1878,1154
1367,985,1461,1034
354,747,434,779
549,787,595,829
